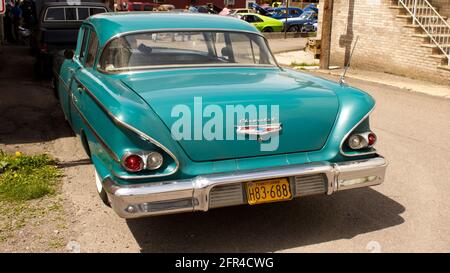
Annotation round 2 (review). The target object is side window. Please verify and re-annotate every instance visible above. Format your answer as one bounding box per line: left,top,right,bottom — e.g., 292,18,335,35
85,30,99,68
65,8,77,20
45,7,65,21
90,8,107,16
254,15,263,23
78,28,89,62
244,15,257,23
78,8,89,20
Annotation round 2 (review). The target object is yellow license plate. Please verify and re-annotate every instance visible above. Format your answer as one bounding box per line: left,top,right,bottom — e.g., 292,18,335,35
246,178,292,205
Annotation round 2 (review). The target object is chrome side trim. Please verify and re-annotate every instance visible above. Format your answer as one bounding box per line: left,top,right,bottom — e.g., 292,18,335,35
102,156,387,218
70,97,120,162
53,68,71,94
73,78,180,178
339,104,378,157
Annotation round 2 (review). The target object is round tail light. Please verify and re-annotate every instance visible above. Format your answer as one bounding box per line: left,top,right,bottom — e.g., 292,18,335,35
348,134,366,149
146,152,164,170
368,132,377,146
122,154,144,172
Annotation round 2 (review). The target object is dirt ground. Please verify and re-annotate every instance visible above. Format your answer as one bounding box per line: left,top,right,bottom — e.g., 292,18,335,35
0,45,449,253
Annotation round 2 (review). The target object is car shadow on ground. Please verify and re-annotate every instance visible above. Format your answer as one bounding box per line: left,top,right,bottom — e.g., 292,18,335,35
0,45,74,145
126,188,405,252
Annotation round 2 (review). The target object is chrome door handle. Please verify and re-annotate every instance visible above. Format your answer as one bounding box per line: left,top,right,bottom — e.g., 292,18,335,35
71,93,78,103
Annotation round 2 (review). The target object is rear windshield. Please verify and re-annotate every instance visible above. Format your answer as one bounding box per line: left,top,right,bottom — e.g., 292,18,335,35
44,6,107,22
98,31,277,72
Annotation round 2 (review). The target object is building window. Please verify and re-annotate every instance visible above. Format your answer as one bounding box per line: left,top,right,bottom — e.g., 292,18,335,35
224,0,235,6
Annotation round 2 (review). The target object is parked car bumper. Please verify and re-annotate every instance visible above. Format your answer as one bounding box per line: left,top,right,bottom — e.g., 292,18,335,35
102,155,388,218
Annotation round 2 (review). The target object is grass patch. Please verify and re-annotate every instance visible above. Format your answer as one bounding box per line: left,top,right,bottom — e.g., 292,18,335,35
0,151,68,251
0,151,61,202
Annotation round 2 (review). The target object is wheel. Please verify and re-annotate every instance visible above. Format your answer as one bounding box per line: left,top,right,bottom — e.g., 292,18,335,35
300,26,309,34
262,27,273,32
288,25,300,32
95,169,111,207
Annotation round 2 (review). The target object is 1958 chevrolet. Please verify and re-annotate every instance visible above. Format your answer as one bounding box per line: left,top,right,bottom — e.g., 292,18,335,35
56,12,387,218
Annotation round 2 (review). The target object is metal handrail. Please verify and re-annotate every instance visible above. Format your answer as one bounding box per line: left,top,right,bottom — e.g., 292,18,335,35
398,0,450,66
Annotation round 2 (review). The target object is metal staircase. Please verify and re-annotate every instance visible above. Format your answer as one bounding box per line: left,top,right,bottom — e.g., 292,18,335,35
395,0,450,68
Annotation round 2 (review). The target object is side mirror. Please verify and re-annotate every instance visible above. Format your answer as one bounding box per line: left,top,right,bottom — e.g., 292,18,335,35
64,49,74,60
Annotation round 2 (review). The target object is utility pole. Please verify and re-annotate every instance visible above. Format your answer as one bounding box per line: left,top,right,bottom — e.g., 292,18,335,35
320,0,334,69
284,0,289,39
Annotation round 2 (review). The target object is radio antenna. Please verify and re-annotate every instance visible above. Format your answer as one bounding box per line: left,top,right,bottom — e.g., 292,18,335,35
339,36,359,86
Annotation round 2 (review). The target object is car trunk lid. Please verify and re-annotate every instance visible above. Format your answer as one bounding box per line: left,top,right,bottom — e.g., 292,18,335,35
121,67,339,161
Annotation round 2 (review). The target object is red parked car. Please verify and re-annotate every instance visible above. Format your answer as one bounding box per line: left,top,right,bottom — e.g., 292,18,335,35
117,1,160,11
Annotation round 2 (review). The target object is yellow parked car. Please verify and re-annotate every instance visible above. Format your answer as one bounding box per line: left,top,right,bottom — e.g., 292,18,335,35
236,13,284,32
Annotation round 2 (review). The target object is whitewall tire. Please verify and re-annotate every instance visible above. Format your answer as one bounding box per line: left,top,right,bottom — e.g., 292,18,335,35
95,169,111,207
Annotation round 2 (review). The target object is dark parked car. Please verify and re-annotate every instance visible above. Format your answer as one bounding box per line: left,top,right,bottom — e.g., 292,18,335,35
267,7,304,20
284,10,318,33
31,1,109,79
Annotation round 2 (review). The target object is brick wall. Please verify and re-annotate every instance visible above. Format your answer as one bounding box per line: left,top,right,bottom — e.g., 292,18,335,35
317,0,450,84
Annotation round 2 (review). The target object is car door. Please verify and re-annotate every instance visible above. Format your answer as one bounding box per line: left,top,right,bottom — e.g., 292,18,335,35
290,9,301,18
72,26,99,130
67,25,96,134
250,15,265,31
58,25,88,125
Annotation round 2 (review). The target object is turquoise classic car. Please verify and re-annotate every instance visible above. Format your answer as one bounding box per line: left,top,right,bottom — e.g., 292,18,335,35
56,12,387,218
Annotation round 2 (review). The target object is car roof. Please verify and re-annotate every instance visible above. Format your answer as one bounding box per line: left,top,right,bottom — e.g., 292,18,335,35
274,7,301,10
86,12,260,45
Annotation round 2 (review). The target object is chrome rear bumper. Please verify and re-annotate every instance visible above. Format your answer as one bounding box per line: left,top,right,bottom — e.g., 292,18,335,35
102,156,387,218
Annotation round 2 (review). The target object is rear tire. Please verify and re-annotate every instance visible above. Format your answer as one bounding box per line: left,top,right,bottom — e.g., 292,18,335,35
300,26,309,34
95,169,111,207
262,27,273,32
288,25,300,32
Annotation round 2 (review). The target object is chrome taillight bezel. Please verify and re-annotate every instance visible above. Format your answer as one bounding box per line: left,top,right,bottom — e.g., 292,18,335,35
121,151,164,173
347,132,377,150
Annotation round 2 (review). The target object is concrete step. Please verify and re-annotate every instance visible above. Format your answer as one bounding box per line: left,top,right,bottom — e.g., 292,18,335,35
413,33,450,38
405,24,450,29
397,14,448,20
437,65,450,71
428,54,448,60
421,43,450,48
404,24,422,28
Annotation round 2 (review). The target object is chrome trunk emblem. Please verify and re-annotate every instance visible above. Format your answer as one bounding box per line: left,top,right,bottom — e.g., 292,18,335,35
236,123,282,141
